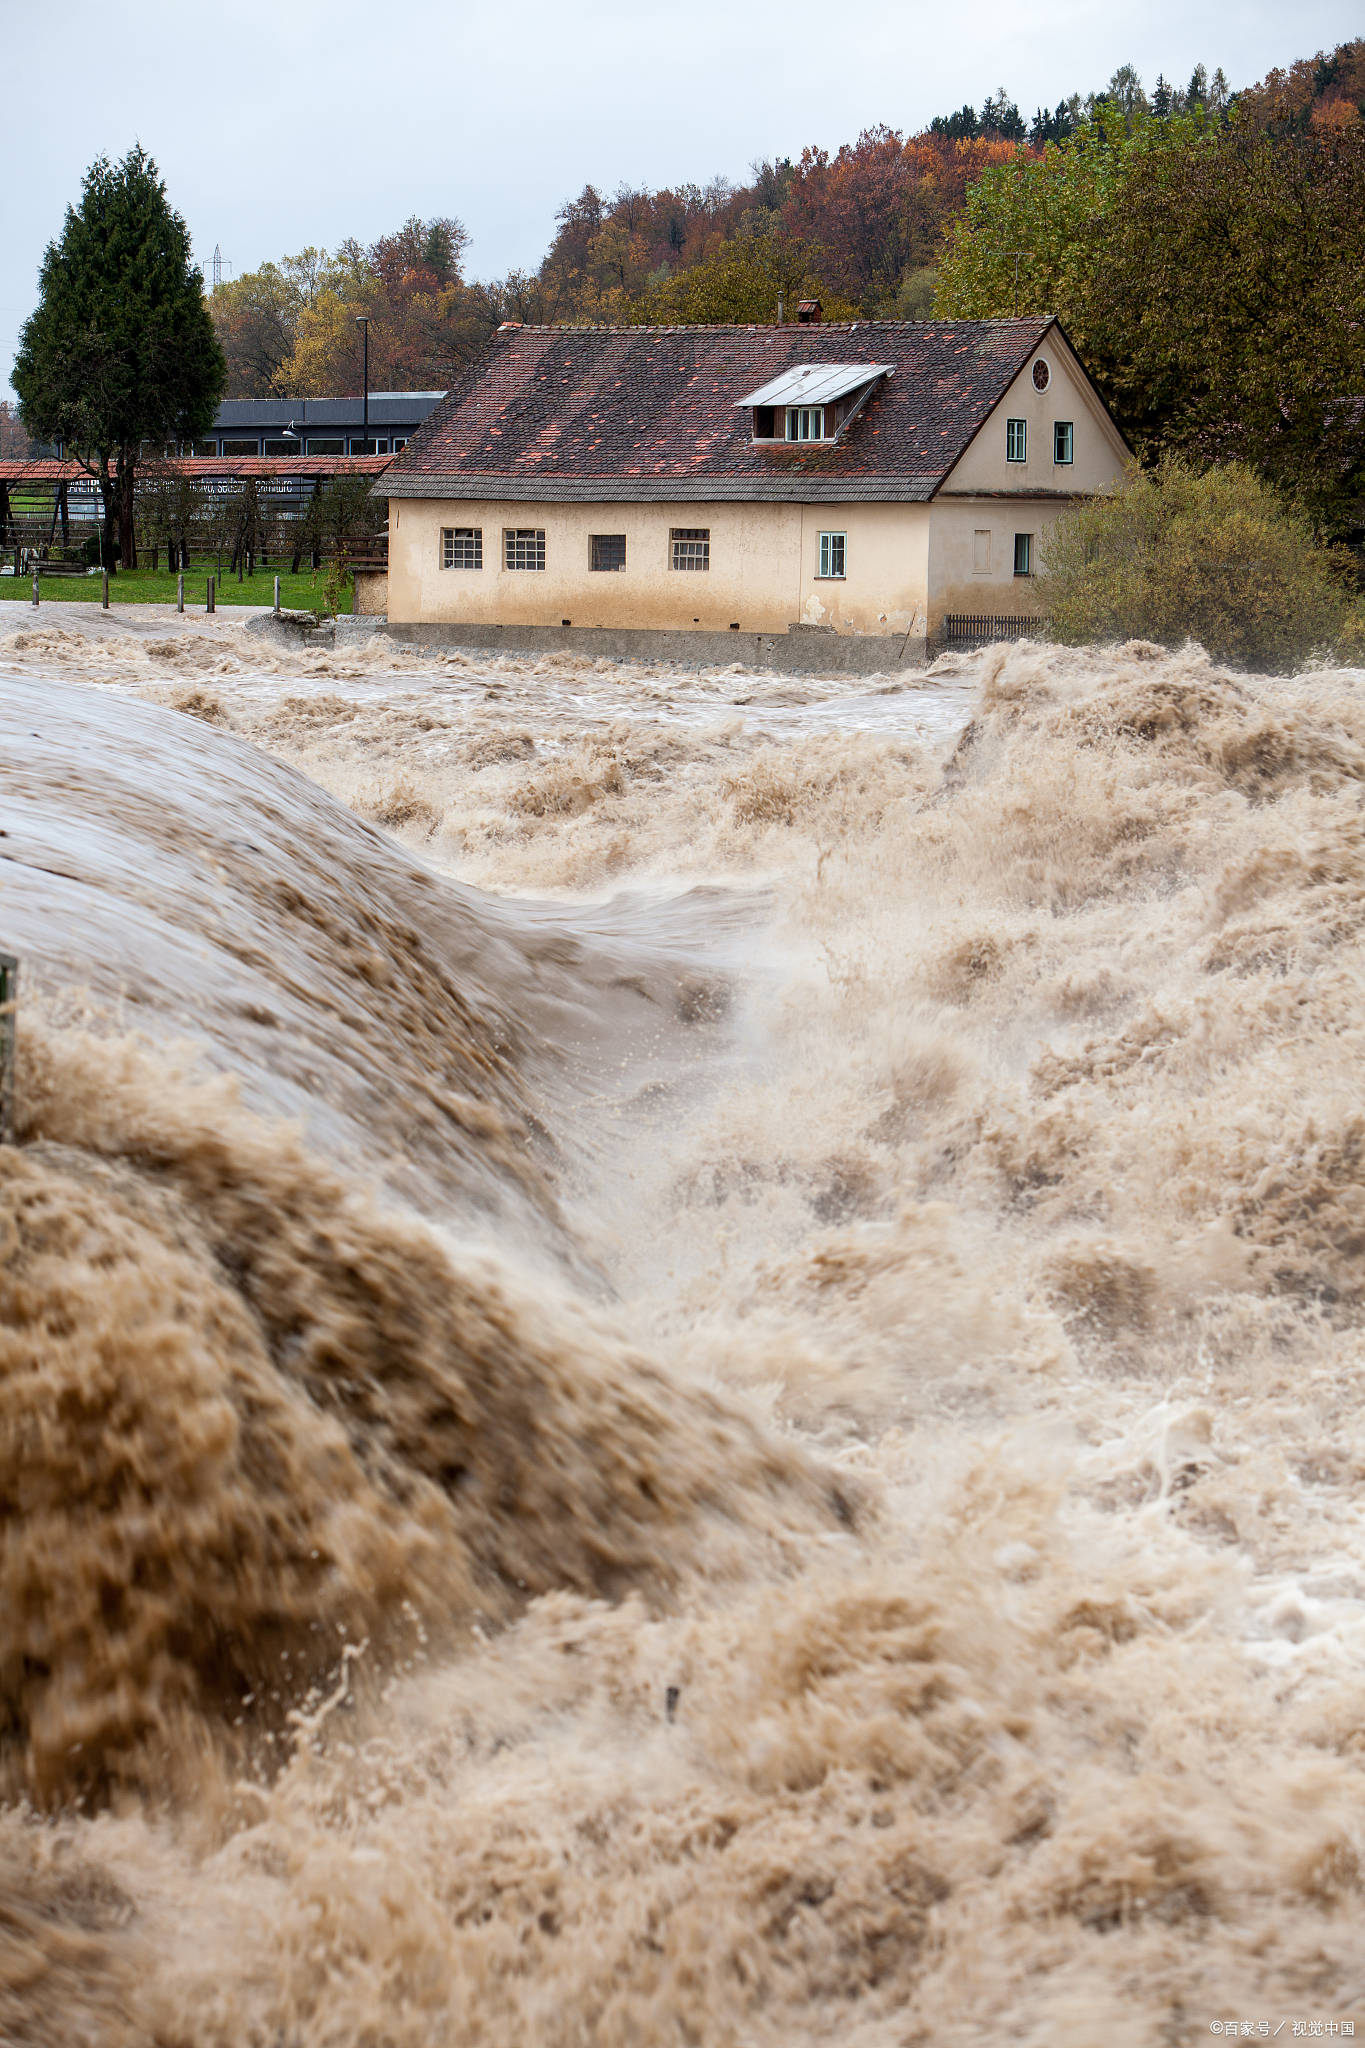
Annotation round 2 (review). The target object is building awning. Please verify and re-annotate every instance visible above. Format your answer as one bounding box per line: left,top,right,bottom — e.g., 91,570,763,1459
734,362,895,409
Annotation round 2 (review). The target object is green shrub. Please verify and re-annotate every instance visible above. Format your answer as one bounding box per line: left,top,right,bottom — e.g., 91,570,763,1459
1039,458,1359,671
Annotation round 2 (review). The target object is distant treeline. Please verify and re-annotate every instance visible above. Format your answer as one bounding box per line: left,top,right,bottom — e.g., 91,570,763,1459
196,38,1365,539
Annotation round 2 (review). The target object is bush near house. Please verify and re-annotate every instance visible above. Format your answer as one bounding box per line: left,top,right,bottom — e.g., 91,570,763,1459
1039,460,1362,670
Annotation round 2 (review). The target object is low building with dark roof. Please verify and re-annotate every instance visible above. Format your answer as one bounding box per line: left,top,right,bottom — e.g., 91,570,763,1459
190,391,444,458
378,318,1129,651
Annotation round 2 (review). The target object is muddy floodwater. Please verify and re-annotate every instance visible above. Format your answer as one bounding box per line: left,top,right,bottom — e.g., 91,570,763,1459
3,604,1365,2043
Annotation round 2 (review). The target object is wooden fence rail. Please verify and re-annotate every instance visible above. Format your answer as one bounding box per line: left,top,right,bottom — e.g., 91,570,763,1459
941,613,1050,647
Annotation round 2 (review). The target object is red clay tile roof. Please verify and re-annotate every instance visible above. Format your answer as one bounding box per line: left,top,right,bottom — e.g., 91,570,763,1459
383,318,1058,503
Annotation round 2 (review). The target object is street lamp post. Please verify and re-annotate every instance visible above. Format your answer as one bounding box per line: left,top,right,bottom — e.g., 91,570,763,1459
356,316,370,450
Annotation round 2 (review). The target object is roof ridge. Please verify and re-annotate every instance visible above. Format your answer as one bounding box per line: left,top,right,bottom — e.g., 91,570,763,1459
494,316,1054,334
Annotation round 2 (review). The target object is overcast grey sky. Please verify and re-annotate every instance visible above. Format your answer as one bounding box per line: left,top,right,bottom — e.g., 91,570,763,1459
2,0,1361,401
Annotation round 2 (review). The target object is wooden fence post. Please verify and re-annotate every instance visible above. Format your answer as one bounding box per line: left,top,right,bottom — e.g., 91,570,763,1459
0,953,17,1145
30,564,38,608
102,571,110,610
177,572,184,614
207,575,215,614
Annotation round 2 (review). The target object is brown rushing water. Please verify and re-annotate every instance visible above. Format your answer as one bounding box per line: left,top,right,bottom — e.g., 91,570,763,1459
2,608,1365,2044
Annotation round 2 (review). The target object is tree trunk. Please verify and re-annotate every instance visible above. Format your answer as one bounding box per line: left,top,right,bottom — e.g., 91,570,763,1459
97,461,117,573
117,455,137,572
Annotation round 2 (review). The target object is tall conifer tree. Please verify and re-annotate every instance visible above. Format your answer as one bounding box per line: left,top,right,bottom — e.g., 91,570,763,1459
13,147,225,569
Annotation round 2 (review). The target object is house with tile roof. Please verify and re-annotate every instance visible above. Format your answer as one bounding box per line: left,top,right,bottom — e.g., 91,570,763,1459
377,314,1129,656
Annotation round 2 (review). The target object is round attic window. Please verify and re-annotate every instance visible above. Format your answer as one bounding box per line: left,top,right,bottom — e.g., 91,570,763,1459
1032,358,1051,392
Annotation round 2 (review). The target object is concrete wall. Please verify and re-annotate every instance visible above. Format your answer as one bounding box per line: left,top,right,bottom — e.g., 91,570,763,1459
356,618,928,673
387,496,931,639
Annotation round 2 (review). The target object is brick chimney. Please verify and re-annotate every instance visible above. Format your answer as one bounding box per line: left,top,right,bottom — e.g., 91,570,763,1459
797,299,822,324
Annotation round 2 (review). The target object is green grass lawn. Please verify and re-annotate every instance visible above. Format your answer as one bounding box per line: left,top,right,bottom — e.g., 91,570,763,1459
0,566,354,613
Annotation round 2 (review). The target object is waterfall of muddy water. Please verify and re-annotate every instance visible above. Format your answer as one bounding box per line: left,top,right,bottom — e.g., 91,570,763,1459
4,607,1365,2043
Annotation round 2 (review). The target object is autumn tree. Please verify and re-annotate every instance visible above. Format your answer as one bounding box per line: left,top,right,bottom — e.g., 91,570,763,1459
630,222,851,325
13,146,225,568
937,108,1365,523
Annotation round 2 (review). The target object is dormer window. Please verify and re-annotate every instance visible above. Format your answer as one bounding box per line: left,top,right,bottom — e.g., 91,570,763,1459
787,406,825,442
736,361,895,445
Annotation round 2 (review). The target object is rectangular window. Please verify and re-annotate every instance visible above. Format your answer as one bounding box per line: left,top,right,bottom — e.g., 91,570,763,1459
220,438,259,456
263,439,298,456
1054,420,1074,465
817,531,846,579
973,529,991,574
191,441,217,456
590,533,627,571
670,527,710,571
786,406,825,442
393,438,407,451
504,527,546,571
1014,533,1033,577
351,438,389,455
306,438,345,455
1006,418,1027,462
442,527,483,570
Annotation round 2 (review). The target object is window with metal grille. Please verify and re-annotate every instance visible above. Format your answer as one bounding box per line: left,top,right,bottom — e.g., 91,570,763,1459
786,406,825,442
817,531,846,579
590,533,626,571
504,527,546,571
1053,421,1074,465
1013,533,1033,577
1006,418,1027,462
442,527,482,570
670,528,710,571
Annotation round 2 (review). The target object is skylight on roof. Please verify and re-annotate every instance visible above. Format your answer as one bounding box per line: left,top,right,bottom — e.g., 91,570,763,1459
735,363,895,410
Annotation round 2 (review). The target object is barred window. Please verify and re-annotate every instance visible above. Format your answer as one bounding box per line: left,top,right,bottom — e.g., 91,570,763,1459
442,527,483,570
817,531,846,579
590,533,626,571
1006,417,1027,463
504,527,546,571
1053,420,1074,465
1014,532,1033,577
670,527,710,572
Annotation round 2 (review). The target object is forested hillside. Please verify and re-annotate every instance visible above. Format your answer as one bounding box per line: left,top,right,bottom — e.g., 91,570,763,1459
208,39,1364,539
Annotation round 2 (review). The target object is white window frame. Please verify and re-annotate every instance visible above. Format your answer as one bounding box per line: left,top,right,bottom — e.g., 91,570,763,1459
786,405,826,442
670,527,710,572
816,531,846,579
504,527,546,571
1053,420,1074,466
1013,532,1033,577
1006,417,1027,463
442,526,483,570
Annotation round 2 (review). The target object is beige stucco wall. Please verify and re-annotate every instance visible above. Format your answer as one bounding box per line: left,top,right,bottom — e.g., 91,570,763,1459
925,331,1130,628
387,497,931,638
927,496,1067,628
944,331,1130,497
